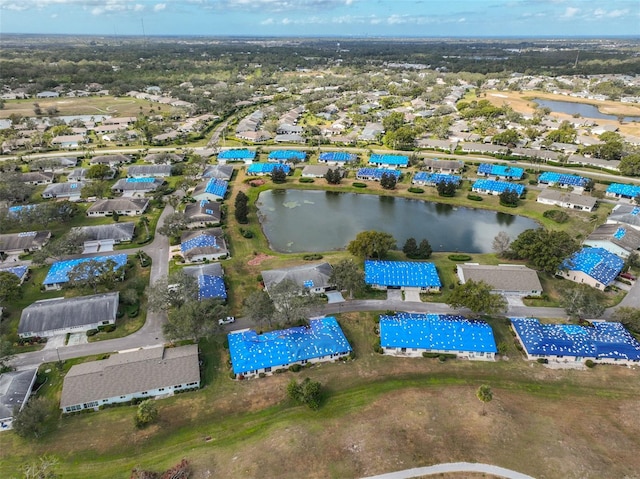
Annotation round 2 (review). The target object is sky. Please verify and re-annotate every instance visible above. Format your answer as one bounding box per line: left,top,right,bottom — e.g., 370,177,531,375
0,0,639,38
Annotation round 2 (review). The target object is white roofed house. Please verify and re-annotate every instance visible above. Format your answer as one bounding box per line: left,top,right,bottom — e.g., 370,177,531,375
262,262,334,295
90,154,130,166
202,164,234,181
457,264,543,297
60,344,200,413
51,134,86,149
72,222,136,253
536,189,597,212
86,198,149,217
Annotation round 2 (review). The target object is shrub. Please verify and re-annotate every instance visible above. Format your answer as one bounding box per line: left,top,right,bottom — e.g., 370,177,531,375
127,309,139,318
373,344,384,354
585,359,595,368
348,350,356,360
258,372,266,378
289,364,303,372
98,324,116,333
228,372,236,380
408,187,424,194
274,368,286,374
448,254,472,261
536,358,548,364
239,228,254,238
438,355,447,362
303,254,323,260
299,177,315,183
352,182,367,188
86,329,98,337
467,194,483,201
543,209,569,223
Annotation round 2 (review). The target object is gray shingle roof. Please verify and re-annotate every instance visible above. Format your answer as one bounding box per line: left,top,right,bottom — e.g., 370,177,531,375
127,165,172,177
587,223,640,253
537,189,597,209
90,154,130,165
0,231,50,253
458,264,542,293
183,263,224,279
202,164,234,180
608,205,640,230
60,345,200,408
18,292,119,336
111,178,163,192
184,200,221,223
87,198,149,214
42,182,84,197
262,262,333,292
0,369,38,421
73,222,135,242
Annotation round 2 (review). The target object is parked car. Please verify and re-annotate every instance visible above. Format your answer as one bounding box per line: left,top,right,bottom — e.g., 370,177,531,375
619,272,636,281
218,316,235,325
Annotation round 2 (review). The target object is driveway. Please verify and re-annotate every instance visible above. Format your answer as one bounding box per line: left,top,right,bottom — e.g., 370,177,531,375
386,289,403,301
326,291,345,303
43,335,66,350
360,462,536,479
404,290,422,302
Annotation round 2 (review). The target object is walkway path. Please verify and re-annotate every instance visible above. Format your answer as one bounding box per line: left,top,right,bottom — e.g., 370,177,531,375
360,462,536,479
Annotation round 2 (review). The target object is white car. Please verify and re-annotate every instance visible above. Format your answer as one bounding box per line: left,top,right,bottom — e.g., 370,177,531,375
218,316,235,325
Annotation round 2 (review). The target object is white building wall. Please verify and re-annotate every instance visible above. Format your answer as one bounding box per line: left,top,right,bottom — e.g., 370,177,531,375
382,346,495,361
236,352,350,379
20,318,115,339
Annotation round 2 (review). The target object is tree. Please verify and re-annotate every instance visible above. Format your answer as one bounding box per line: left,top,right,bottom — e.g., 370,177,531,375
32,230,87,265
67,258,121,293
560,283,606,320
509,228,580,274
271,166,287,183
0,270,22,304
382,111,405,132
416,239,433,259
402,237,418,257
157,212,188,239
492,129,519,146
324,168,341,185
619,153,640,177
347,230,396,260
138,216,150,241
545,120,577,144
476,384,493,416
447,280,508,316
380,172,397,190
499,188,520,207
134,400,158,429
86,163,112,180
329,259,365,299
0,172,35,204
243,289,276,327
287,377,322,410
12,397,52,439
436,180,456,197
80,180,110,199
120,287,140,306
235,191,249,224
492,231,511,256
147,271,199,312
268,279,322,326
21,455,59,479
0,339,15,373
163,298,226,342
385,126,416,150
612,307,640,335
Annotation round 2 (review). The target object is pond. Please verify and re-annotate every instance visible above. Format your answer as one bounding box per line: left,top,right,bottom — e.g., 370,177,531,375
533,98,640,123
256,189,538,254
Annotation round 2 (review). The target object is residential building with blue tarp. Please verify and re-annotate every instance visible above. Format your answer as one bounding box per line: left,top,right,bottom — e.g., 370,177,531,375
365,260,441,292
558,247,624,290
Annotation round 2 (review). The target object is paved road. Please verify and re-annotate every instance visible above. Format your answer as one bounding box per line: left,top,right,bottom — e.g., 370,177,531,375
360,462,536,479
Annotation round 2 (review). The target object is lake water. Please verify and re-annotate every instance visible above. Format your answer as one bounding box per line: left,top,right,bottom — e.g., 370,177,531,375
256,189,538,253
533,99,640,123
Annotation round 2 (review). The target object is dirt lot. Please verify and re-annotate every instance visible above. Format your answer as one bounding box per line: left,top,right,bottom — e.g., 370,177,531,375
0,96,157,119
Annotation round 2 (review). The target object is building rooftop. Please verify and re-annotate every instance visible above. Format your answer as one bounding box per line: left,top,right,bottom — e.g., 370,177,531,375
0,369,38,424
472,179,525,195
247,163,291,175
536,189,597,209
561,247,624,286
511,318,640,360
365,260,441,288
0,265,28,281
197,275,227,300
369,154,409,166
478,163,524,179
380,313,497,353
267,150,306,161
218,149,256,160
356,168,401,179
202,164,234,180
262,262,333,292
0,231,50,253
413,172,461,185
538,171,588,187
73,222,135,243
458,264,542,293
606,183,640,198
228,317,352,375
87,198,149,214
318,151,357,163
43,254,127,286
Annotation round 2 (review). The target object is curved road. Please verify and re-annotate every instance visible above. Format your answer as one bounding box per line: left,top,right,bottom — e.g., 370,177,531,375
360,462,536,479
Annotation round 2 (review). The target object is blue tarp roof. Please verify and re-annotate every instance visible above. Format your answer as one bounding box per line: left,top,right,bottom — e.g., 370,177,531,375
43,254,127,286
198,275,226,300
511,318,640,360
369,154,409,166
472,179,525,195
380,313,497,353
538,171,588,187
413,172,461,185
268,150,307,161
247,163,291,174
613,227,626,240
204,178,228,198
478,163,524,179
0,265,28,280
319,151,357,162
126,177,156,183
8,205,36,215
606,183,640,198
228,316,352,375
218,149,256,160
561,247,624,285
181,232,220,253
356,168,401,179
365,260,441,288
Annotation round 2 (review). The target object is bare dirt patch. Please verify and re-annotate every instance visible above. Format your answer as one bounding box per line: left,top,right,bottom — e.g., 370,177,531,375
247,253,276,266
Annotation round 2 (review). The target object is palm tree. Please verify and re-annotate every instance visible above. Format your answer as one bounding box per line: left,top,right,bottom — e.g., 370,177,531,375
138,216,150,240
476,384,493,416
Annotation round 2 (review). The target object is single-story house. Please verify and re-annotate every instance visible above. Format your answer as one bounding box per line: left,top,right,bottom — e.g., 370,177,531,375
42,182,84,200
60,344,200,413
416,138,457,152
380,313,497,361
180,228,228,262
301,165,338,178
318,151,357,165
558,247,624,291
0,369,38,431
29,157,77,172
262,262,334,295
217,149,256,164
67,168,88,182
183,263,226,301
607,204,640,231
359,122,384,141
365,260,441,292
277,123,304,135
538,172,589,192
536,189,597,212
184,200,222,228
86,198,149,217
422,158,463,174
274,134,306,144
202,164,234,181
567,154,620,172
51,135,86,149
584,224,640,259
191,178,228,202
236,130,272,143
267,150,306,162
477,163,524,180
461,143,507,155
90,154,130,166
43,254,128,290
457,263,542,297
369,154,409,169
605,183,640,202
20,172,54,185
72,223,136,253
18,292,119,338
412,172,461,187
246,163,291,176
0,231,50,256
0,265,29,284
111,178,164,197
355,168,401,181
143,152,184,164
511,317,640,366
472,179,525,197
228,316,352,379
127,164,172,178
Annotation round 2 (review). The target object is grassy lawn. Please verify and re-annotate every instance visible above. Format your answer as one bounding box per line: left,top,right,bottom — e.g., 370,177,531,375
0,96,159,119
